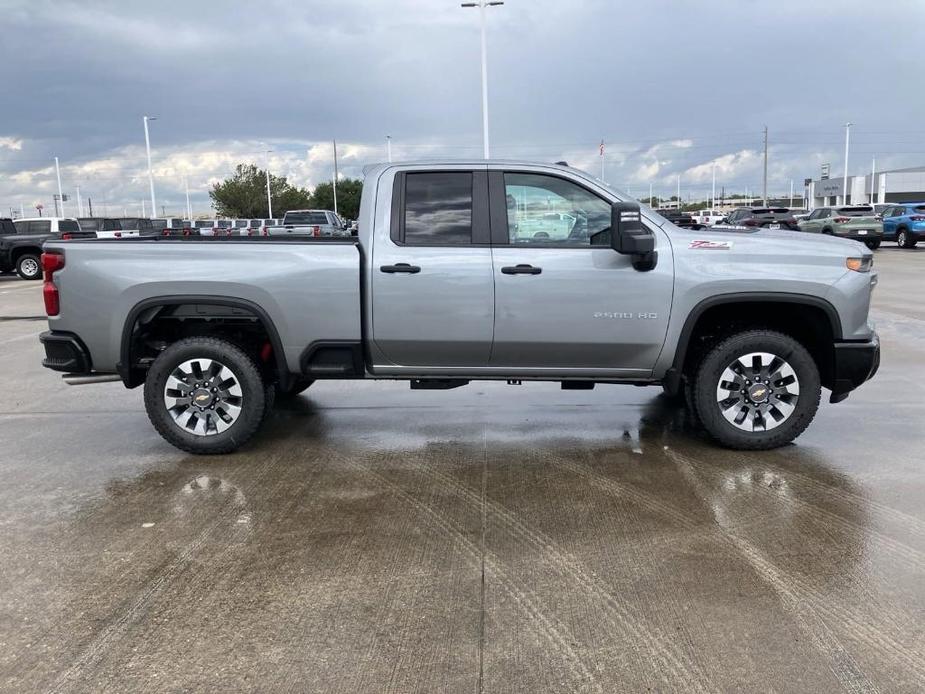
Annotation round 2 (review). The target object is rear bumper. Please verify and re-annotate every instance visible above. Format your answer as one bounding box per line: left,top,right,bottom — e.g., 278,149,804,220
39,330,92,373
830,332,880,403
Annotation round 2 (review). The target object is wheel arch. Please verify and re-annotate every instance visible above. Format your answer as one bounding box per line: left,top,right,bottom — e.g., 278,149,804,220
666,293,842,393
119,295,289,390
11,246,42,263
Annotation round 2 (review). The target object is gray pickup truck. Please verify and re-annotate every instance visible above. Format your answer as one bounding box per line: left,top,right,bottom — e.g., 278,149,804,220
39,161,879,454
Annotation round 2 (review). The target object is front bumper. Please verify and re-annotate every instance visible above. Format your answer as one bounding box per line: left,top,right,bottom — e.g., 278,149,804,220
39,331,92,373
830,332,880,403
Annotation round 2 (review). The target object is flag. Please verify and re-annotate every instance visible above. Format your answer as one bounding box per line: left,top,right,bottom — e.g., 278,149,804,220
599,140,604,156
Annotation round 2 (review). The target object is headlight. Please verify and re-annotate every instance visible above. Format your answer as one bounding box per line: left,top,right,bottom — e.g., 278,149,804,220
846,256,873,272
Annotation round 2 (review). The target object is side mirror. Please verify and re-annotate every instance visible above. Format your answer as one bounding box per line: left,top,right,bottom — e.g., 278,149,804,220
593,202,657,271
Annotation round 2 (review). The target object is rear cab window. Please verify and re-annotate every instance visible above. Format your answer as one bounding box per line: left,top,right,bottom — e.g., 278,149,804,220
58,220,80,232
286,212,329,225
400,172,473,245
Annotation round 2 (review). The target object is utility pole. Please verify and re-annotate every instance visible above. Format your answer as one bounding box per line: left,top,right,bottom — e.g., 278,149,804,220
76,185,83,216
461,1,503,159
184,176,192,220
54,157,65,215
141,199,146,217
649,182,653,208
143,116,157,217
387,135,392,163
843,122,852,204
88,198,93,217
264,150,273,219
332,139,339,216
762,125,768,205
676,174,681,209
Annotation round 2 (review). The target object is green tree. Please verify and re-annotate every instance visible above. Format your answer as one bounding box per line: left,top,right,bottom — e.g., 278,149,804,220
210,164,312,218
309,178,363,221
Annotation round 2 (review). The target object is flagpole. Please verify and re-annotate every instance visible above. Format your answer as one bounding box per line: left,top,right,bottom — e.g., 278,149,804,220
599,140,605,181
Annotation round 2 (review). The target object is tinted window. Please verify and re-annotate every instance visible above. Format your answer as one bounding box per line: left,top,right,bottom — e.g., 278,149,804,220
77,218,99,231
14,220,28,233
102,219,121,231
837,206,873,217
286,212,329,225
58,219,79,232
250,219,262,226
150,219,168,230
403,172,472,245
234,220,248,228
503,172,610,245
32,220,51,234
195,221,213,228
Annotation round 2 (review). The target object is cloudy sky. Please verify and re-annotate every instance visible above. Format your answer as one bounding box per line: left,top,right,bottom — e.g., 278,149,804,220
1,0,922,216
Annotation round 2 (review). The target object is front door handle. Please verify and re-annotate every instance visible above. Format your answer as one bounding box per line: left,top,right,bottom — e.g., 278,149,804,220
380,263,421,274
501,264,542,275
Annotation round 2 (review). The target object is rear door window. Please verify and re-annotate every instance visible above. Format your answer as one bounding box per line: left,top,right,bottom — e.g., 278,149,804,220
402,172,473,245
58,220,80,232
31,220,51,233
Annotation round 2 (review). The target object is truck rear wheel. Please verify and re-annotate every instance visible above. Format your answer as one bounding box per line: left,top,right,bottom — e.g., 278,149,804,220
16,254,42,280
143,337,266,454
692,330,820,450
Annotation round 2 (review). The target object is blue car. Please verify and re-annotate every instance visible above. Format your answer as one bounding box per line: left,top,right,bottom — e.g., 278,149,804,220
882,202,925,248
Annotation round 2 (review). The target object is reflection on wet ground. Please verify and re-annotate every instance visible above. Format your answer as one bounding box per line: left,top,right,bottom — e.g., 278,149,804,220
1,252,924,692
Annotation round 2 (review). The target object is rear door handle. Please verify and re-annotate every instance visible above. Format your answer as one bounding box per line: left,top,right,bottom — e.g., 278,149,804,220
501,264,542,275
380,263,421,274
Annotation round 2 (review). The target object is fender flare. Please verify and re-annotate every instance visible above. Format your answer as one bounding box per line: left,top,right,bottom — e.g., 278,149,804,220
662,292,842,394
118,294,289,389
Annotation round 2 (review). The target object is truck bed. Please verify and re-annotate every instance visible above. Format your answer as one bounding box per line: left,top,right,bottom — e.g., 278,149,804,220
43,237,362,375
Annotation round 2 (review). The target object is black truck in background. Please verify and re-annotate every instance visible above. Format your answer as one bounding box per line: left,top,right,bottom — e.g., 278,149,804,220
0,218,94,280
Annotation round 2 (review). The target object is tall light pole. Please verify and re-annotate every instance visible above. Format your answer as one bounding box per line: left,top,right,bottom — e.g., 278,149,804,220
54,157,65,215
649,182,653,208
711,162,716,211
762,125,768,205
184,176,192,220
386,135,392,163
461,1,503,159
842,122,852,204
76,185,83,216
870,156,876,204
264,150,273,219
676,174,681,209
143,116,157,218
332,139,339,216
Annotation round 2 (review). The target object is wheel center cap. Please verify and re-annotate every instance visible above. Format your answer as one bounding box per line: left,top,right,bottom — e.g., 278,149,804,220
192,388,213,408
747,383,770,403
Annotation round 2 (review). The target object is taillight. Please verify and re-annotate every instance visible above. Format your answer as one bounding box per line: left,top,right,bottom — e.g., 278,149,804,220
42,252,65,316
61,233,72,240
162,229,170,236
114,231,122,238
834,216,850,223
261,226,268,236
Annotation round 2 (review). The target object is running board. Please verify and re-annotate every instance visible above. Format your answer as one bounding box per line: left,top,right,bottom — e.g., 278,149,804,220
410,379,469,390
63,373,122,386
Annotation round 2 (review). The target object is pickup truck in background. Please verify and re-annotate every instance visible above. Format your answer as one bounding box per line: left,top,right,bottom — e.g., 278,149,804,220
267,209,351,237
2,217,92,279
39,161,879,454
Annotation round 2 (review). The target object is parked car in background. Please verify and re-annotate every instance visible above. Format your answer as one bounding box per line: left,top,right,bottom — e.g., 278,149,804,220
797,206,883,250
150,218,193,236
267,210,350,237
238,219,278,236
692,209,726,227
194,220,234,236
231,219,250,235
719,207,800,230
2,217,91,279
116,218,157,238
77,217,124,239
881,202,925,248
656,209,703,229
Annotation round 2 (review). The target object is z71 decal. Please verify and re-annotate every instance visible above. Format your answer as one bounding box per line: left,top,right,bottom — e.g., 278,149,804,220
689,239,733,250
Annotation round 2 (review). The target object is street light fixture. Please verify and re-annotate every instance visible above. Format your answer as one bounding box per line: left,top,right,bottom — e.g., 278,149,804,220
143,116,157,218
460,1,503,159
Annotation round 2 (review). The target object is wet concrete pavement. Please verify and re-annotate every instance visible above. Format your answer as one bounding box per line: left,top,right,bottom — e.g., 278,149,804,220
1,248,924,693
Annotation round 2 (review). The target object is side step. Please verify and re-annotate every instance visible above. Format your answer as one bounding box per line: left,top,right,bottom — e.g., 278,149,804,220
561,381,595,390
410,379,470,390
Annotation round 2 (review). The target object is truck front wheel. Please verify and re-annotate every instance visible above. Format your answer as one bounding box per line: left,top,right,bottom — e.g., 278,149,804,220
16,254,42,280
143,337,267,454
692,330,821,450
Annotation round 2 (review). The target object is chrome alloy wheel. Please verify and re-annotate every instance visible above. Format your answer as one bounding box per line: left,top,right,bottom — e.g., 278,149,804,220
20,257,40,278
163,359,243,436
715,352,800,432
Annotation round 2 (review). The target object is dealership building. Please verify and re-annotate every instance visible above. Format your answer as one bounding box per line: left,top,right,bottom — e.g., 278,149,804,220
805,165,925,209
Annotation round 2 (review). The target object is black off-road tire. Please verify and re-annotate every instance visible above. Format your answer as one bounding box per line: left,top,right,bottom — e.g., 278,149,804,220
16,254,42,280
143,337,266,454
276,378,315,398
693,330,821,450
